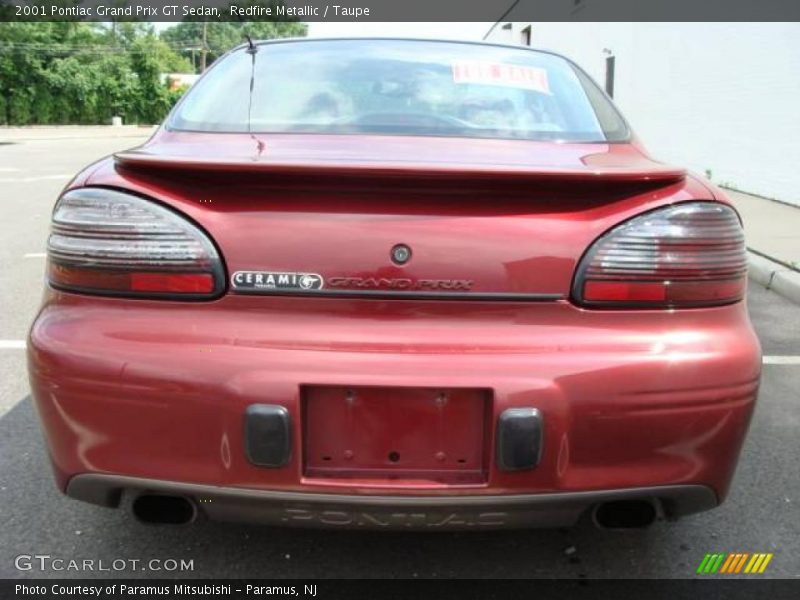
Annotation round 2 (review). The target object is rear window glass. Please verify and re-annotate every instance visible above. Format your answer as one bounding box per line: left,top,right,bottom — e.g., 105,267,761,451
169,39,629,143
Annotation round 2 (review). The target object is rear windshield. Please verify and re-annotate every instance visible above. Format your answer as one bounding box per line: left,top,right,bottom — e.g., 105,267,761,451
169,39,629,143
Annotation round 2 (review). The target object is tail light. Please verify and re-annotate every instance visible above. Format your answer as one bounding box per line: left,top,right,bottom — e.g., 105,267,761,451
47,188,224,299
573,202,747,308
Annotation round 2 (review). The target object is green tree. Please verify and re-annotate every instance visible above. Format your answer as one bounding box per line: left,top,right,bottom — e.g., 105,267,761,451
160,17,307,73
0,21,195,125
0,11,305,126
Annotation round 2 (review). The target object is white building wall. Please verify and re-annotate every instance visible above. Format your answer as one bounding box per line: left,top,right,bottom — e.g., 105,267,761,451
488,23,800,206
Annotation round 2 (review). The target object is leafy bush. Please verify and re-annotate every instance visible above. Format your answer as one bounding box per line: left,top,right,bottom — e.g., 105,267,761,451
0,19,306,126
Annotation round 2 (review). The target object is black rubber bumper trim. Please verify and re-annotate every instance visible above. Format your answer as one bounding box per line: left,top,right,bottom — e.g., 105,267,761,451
496,408,543,471
244,404,291,468
65,474,718,530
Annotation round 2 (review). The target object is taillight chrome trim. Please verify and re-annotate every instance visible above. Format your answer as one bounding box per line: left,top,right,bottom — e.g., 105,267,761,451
572,201,747,309
47,187,227,300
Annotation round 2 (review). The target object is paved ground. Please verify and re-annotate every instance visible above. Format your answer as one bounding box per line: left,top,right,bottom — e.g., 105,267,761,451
0,129,155,417
728,189,800,270
0,129,798,579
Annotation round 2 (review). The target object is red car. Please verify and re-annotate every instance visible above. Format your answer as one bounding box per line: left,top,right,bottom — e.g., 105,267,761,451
28,38,760,530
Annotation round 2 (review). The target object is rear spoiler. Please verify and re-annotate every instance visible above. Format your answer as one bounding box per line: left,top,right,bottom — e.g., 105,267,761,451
114,151,687,184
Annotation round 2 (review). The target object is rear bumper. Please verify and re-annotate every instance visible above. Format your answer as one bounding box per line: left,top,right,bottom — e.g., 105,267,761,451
67,474,717,530
28,291,761,521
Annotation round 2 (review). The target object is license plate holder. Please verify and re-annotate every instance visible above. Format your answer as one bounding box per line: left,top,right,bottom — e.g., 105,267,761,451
303,385,490,484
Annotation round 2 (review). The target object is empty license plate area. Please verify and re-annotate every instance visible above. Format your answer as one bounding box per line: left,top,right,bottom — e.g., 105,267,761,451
303,386,491,485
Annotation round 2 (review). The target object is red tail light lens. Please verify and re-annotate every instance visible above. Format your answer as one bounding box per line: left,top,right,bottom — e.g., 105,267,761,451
47,188,224,299
573,202,747,308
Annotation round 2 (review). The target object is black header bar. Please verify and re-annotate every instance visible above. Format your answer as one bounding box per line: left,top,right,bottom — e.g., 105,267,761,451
3,0,800,22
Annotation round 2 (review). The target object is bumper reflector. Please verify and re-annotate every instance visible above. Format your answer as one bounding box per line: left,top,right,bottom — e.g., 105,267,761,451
496,408,543,471
244,405,291,468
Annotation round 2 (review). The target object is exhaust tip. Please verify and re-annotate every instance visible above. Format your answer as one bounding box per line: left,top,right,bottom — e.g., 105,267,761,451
132,494,196,525
592,499,658,529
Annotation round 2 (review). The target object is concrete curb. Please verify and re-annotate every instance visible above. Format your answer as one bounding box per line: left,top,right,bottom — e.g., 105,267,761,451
748,252,800,305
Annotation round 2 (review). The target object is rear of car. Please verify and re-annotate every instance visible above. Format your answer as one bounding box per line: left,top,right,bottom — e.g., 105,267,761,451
28,39,760,529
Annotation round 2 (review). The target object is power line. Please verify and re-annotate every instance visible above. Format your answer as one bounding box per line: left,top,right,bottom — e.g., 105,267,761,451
0,41,204,55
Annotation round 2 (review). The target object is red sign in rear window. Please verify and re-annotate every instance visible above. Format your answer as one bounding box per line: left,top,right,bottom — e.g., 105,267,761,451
452,60,551,94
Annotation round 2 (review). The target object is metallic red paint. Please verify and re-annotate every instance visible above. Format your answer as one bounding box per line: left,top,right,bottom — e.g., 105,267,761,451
115,131,686,182
28,127,760,526
28,284,760,497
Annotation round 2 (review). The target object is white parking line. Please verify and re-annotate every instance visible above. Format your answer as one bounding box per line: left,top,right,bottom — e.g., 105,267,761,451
762,355,800,365
0,174,71,183
23,253,46,259
0,341,26,349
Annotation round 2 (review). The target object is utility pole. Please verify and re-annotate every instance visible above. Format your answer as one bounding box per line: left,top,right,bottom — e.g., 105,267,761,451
200,21,208,72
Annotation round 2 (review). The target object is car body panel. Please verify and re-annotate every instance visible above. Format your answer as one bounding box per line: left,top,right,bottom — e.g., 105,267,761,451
80,136,714,299
29,289,759,503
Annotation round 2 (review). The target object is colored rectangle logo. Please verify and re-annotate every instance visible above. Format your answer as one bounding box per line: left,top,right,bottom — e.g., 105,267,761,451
697,552,773,574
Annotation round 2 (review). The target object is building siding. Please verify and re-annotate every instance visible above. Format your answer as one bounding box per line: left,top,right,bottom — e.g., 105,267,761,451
488,23,800,206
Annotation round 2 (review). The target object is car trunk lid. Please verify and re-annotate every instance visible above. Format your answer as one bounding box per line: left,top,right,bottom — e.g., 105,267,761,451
105,132,690,300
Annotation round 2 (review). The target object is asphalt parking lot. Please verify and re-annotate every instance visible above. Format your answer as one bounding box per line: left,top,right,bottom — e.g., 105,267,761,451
0,130,798,579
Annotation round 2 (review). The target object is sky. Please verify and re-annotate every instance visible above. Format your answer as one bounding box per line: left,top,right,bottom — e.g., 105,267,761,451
306,22,493,41
153,22,494,41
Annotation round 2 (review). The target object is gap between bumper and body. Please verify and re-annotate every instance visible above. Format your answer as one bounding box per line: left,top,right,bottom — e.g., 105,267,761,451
66,474,716,530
